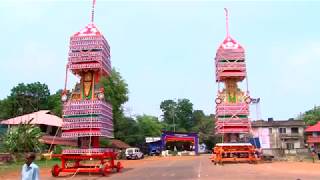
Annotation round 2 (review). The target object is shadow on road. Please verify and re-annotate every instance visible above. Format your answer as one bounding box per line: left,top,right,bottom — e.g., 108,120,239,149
52,168,134,179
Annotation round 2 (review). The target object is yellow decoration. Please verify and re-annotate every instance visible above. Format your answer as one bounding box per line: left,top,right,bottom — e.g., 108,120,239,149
84,72,93,81
83,82,92,97
220,79,245,103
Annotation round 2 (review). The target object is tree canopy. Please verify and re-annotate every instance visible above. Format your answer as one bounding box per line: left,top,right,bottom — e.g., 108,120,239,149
136,115,163,137
191,110,217,149
0,82,51,119
160,98,194,132
48,90,63,117
301,106,320,125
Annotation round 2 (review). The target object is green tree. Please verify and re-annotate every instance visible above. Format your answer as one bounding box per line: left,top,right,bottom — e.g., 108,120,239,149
0,98,15,120
0,82,50,119
137,115,163,137
115,116,142,146
160,99,193,132
176,99,194,131
301,106,320,125
191,111,217,148
3,120,43,153
48,90,63,117
160,99,177,125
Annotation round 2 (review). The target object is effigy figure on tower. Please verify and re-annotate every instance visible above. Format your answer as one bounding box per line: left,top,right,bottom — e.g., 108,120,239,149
50,1,123,177
214,8,252,143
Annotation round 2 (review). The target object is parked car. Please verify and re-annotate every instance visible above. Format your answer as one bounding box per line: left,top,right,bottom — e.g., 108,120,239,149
125,148,144,160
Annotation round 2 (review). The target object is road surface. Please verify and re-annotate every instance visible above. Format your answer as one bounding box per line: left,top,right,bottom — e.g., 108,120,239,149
2,154,320,180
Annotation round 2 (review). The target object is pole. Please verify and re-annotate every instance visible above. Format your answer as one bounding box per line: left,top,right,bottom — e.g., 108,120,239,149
173,108,175,132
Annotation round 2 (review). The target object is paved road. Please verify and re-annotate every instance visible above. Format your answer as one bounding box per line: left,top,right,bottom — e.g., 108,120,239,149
109,155,201,180
106,155,320,180
4,155,320,180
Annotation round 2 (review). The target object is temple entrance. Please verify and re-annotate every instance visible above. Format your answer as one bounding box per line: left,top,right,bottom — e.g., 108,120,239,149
161,131,199,155
165,140,194,152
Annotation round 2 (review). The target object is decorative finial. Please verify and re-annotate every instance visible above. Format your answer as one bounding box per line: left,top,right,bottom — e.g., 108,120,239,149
91,0,96,23
224,8,229,38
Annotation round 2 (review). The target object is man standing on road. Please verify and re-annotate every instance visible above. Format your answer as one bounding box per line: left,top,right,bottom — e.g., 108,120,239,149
21,152,40,180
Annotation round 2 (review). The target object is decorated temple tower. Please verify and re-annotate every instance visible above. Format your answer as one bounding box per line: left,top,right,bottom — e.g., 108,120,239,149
214,9,252,143
50,2,123,176
61,0,113,154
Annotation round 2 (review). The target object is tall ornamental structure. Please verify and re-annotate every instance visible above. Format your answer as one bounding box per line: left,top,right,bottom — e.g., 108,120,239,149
61,1,113,153
50,1,122,177
214,8,251,143
211,9,259,165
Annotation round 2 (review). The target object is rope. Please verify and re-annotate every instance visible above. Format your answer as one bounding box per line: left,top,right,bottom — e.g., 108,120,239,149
63,168,80,180
88,72,94,154
62,160,108,179
47,126,62,153
245,72,249,94
64,64,69,92
223,82,226,143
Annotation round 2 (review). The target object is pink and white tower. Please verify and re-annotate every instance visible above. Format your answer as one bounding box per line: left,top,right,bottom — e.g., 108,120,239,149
215,8,252,143
61,0,113,154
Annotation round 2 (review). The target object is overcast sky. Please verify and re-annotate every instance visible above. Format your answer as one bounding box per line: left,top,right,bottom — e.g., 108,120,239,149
1,0,320,120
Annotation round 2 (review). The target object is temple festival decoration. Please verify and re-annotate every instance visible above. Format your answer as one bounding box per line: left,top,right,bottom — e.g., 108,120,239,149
50,1,123,176
211,8,260,164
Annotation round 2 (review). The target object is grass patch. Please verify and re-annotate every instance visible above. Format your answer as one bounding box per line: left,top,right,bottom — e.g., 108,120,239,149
0,159,61,174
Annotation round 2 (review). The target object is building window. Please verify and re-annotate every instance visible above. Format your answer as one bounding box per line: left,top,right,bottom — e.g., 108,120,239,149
291,127,299,134
286,143,294,150
279,128,286,134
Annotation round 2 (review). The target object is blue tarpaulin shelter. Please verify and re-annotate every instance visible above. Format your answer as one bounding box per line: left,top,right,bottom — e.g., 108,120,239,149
249,137,261,148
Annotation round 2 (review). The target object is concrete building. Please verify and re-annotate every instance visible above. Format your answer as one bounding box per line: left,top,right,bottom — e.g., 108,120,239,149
252,118,306,156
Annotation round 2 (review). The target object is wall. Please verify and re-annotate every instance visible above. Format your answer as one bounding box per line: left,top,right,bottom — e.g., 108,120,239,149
252,127,270,148
253,126,305,149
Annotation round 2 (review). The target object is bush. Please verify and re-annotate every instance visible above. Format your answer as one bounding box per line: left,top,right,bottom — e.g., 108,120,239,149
3,121,43,153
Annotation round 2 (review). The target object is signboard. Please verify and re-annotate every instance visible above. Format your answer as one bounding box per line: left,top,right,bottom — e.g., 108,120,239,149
145,137,161,143
174,134,188,137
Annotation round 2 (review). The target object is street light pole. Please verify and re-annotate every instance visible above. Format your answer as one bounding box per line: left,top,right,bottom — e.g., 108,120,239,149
171,108,176,132
173,109,175,132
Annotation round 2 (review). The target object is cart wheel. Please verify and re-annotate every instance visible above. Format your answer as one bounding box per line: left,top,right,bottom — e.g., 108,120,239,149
51,164,60,177
116,162,122,172
100,164,111,176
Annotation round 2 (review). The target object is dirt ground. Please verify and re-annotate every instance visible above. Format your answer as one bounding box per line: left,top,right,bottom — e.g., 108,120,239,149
2,155,320,180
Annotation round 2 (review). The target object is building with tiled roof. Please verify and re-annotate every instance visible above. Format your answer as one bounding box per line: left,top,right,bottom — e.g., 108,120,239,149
305,121,320,151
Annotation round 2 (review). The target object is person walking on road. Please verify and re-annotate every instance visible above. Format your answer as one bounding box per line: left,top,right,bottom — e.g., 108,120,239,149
21,152,39,180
